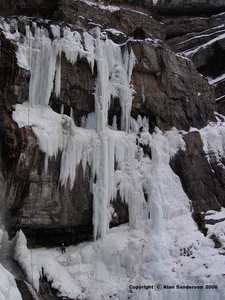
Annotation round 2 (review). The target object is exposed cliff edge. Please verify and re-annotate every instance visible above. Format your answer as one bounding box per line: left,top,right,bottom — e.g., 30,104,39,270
0,1,225,300
154,0,225,16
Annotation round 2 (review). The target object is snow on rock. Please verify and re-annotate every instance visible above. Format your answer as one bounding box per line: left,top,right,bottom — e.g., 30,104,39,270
13,230,40,291
82,0,120,12
207,73,225,85
205,208,225,248
0,229,22,300
180,32,225,58
13,230,83,298
12,103,64,158
12,103,64,172
0,264,22,300
205,207,225,221
207,219,225,249
196,119,225,167
105,28,126,37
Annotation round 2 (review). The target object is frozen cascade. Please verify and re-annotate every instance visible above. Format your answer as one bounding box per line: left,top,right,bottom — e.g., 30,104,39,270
11,21,139,239
91,27,137,238
0,18,95,107
93,27,135,132
6,18,225,300
12,125,225,300
0,177,23,299
198,116,225,167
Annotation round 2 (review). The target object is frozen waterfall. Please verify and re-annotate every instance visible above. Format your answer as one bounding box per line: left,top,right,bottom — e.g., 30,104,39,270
0,17,223,300
9,19,141,240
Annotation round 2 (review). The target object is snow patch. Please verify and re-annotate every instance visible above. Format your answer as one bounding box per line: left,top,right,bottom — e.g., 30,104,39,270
199,120,225,167
82,0,120,12
181,32,225,57
207,73,225,85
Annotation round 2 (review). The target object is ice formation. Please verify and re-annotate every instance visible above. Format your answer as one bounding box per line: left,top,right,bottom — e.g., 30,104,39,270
0,17,224,300
0,229,22,300
0,264,22,300
191,114,225,167
9,19,137,239
12,127,225,299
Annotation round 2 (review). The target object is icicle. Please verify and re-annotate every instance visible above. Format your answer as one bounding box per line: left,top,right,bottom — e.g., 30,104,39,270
91,28,136,238
27,25,59,107
1,20,97,108
83,31,95,73
51,24,61,38
141,78,145,102
44,153,48,173
55,56,61,97
112,115,117,130
85,112,96,129
60,104,64,114
81,115,86,128
70,107,74,120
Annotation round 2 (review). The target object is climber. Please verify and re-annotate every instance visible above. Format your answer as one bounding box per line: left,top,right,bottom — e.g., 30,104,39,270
61,242,65,254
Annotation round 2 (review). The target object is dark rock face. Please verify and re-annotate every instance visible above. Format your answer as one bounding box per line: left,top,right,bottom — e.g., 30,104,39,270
162,12,225,41
0,0,59,18
216,81,225,115
170,131,225,213
4,142,93,246
154,0,225,16
131,40,215,131
0,31,20,102
50,55,96,127
163,11,225,116
54,0,165,40
39,275,61,300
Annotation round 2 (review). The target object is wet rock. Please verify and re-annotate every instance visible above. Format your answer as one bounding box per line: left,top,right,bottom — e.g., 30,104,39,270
15,279,37,300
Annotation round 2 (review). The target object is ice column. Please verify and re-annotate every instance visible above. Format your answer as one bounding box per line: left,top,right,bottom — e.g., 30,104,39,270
24,24,59,106
92,28,136,239
13,22,90,107
10,21,137,240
